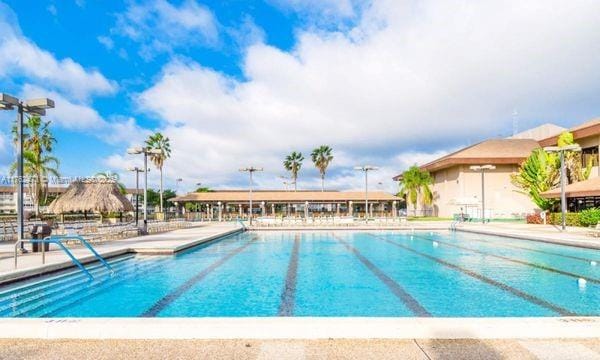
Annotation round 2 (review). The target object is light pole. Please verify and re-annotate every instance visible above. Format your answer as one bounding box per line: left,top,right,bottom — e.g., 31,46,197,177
1,94,54,252
544,145,581,230
127,147,162,234
239,167,263,225
354,165,378,223
127,167,147,227
469,165,496,224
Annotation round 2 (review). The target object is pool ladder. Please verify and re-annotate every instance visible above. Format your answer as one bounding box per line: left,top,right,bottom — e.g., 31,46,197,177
14,235,113,281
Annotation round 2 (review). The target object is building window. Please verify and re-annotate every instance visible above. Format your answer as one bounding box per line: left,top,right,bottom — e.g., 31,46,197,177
581,146,599,167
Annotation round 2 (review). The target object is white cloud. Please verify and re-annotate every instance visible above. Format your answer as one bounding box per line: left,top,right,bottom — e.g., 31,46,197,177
21,84,105,130
269,0,360,20
97,35,114,50
0,2,117,100
46,4,57,16
111,0,218,60
126,0,600,191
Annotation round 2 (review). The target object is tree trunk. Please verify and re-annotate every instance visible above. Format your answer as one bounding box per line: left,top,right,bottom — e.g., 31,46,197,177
294,174,297,192
159,165,164,213
321,174,325,192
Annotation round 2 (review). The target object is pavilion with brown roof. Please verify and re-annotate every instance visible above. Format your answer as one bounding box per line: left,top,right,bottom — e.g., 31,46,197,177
541,177,600,212
172,190,401,219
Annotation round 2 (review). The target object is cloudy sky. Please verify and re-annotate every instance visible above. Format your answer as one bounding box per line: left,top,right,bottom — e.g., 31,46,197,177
1,0,599,193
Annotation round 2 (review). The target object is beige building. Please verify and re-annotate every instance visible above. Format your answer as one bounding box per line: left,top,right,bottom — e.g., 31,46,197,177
394,118,600,219
394,139,540,218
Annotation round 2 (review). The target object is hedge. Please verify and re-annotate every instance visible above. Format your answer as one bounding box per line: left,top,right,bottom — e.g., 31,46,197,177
547,212,581,227
579,208,600,227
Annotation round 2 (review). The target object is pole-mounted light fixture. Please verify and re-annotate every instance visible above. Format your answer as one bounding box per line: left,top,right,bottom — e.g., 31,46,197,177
354,165,379,223
239,167,263,226
470,165,496,224
544,145,582,230
1,93,54,252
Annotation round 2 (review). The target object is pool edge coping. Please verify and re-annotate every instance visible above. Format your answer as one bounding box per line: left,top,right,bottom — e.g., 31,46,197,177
0,317,598,340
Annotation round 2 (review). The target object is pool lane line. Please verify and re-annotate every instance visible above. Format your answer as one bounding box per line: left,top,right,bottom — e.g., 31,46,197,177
452,234,599,264
141,237,257,317
367,234,577,316
332,234,431,317
278,234,301,316
407,234,600,285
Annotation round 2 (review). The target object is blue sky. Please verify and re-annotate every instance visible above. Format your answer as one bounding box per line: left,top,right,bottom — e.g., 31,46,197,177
1,0,600,193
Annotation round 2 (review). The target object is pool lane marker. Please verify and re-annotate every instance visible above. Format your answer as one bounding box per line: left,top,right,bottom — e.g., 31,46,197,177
332,234,431,317
454,234,599,264
278,234,301,316
409,234,600,285
141,237,257,317
368,234,577,316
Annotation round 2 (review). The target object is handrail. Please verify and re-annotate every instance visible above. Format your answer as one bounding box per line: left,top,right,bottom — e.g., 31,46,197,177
236,218,247,231
14,235,114,280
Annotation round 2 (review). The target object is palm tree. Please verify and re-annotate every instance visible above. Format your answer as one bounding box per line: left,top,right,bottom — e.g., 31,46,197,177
95,171,127,194
145,132,171,212
398,165,433,216
10,151,60,216
511,148,559,210
11,116,58,216
283,151,304,191
311,145,333,192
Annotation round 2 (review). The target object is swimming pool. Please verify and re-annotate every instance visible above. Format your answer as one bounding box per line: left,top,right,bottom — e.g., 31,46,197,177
0,230,598,317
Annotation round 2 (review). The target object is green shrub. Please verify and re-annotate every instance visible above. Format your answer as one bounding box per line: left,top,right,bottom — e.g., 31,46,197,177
579,208,600,227
547,212,581,227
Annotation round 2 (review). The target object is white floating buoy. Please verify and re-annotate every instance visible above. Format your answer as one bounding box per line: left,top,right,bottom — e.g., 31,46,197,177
578,278,587,289
591,261,597,266
433,241,439,248
410,236,414,240
430,231,434,236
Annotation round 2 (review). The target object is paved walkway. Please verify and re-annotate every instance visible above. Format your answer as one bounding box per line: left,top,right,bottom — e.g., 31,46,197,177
0,338,598,359
0,222,242,285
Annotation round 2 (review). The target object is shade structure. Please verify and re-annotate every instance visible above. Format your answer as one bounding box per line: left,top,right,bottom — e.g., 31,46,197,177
541,177,600,198
48,180,134,214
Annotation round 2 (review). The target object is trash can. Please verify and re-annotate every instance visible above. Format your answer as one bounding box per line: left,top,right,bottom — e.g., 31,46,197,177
31,224,52,252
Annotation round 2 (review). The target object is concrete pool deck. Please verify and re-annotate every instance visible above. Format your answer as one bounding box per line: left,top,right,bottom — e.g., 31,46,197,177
0,222,243,285
1,338,598,359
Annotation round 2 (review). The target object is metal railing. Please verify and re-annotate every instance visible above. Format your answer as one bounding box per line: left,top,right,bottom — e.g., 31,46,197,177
14,235,113,280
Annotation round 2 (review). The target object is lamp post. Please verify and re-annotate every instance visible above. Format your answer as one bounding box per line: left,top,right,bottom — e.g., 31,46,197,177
239,167,263,225
127,167,147,227
544,145,581,230
1,94,54,251
354,165,378,223
469,165,496,224
127,147,162,234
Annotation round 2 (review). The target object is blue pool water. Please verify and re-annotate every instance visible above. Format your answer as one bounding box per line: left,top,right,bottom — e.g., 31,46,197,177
0,230,598,317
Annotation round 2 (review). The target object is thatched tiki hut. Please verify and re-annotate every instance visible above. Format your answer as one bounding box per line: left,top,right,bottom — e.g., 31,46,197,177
48,180,134,221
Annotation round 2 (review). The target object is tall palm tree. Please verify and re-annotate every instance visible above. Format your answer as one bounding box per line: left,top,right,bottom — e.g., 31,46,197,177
283,151,304,191
10,151,60,216
145,132,171,212
311,145,334,192
95,171,127,194
11,116,58,216
398,165,433,216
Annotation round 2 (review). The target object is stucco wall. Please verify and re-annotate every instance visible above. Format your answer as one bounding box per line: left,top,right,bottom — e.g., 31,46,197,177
411,164,537,218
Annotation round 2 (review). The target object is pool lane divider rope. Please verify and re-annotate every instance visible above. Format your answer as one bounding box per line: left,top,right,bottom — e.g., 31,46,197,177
332,233,431,317
368,233,577,316
142,236,257,317
408,233,599,285
278,234,301,316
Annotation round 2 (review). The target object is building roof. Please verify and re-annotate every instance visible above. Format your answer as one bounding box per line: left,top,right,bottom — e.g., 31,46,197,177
541,177,600,198
538,117,600,147
172,190,400,203
393,139,539,179
508,123,566,141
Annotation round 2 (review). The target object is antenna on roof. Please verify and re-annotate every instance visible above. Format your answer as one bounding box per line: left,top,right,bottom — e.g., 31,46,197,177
512,109,519,136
